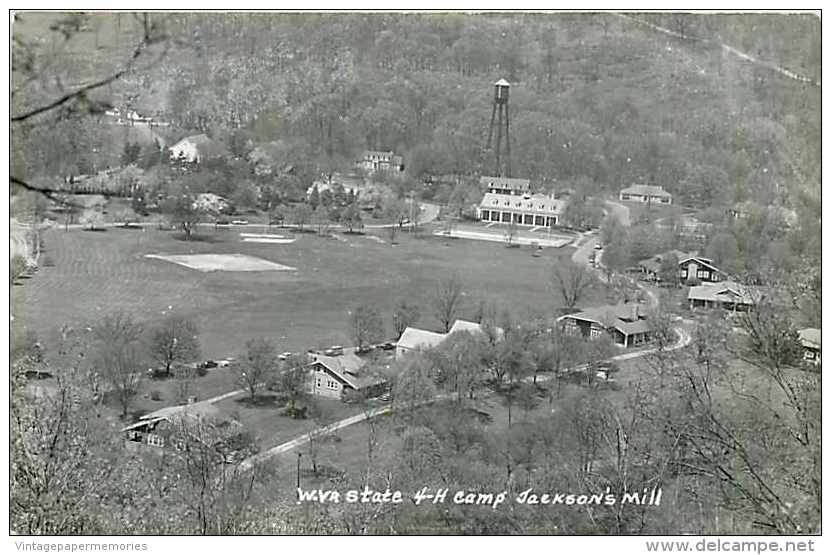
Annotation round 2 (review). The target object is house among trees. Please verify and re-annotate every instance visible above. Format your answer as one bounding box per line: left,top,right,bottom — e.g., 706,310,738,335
306,349,386,400
619,184,672,205
480,176,531,195
679,255,726,283
687,281,759,311
798,328,821,367
559,302,653,348
121,401,246,455
396,319,499,359
357,150,404,173
640,251,726,284
476,176,566,227
168,134,229,163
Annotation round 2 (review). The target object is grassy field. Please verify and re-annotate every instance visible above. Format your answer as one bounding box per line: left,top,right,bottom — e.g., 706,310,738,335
12,223,586,360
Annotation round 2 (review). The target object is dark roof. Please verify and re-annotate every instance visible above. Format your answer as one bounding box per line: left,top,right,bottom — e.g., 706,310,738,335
308,352,384,390
687,281,759,304
121,401,238,432
480,176,531,191
560,302,653,337
621,184,671,197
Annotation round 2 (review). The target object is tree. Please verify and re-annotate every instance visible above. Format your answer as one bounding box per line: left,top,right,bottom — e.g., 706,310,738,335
306,399,335,475
10,254,26,285
151,316,200,377
11,13,169,202
313,203,329,235
658,251,680,287
10,364,119,534
340,203,363,233
600,214,627,246
601,237,630,282
278,354,309,415
432,273,464,333
230,181,259,213
707,232,741,274
121,141,141,166
91,311,144,417
163,189,202,240
96,342,143,418
94,311,143,347
291,203,312,232
308,184,320,208
392,299,420,339
238,337,277,401
382,198,409,243
152,415,260,534
350,304,384,352
173,365,198,404
551,258,593,312
268,204,286,228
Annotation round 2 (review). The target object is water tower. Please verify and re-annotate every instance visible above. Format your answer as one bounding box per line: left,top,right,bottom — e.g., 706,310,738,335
486,78,512,177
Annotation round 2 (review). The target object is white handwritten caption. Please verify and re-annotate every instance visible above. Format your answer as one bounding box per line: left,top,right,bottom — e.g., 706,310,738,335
297,486,662,509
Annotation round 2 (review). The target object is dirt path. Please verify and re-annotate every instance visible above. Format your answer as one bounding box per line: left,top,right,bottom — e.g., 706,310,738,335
240,321,692,469
617,13,820,87
604,200,631,227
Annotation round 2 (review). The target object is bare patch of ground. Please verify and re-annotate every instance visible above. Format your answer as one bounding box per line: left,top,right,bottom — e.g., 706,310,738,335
145,253,296,272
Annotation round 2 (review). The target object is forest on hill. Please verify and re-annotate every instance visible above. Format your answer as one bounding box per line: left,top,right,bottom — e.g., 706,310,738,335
12,12,820,213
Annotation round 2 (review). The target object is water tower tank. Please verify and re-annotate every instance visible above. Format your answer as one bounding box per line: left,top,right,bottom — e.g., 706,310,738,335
494,78,511,104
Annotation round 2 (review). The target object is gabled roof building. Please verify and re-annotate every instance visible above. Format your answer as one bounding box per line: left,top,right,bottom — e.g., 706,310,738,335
559,302,654,348
396,319,501,359
306,350,386,400
619,184,672,205
687,281,760,311
798,328,821,367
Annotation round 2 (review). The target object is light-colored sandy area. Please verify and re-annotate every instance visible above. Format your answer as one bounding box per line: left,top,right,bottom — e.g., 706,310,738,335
241,237,296,244
240,232,287,239
433,229,572,248
145,253,296,272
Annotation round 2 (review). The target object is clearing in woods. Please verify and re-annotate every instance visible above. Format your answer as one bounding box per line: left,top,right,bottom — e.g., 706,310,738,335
145,253,297,272
12,225,594,359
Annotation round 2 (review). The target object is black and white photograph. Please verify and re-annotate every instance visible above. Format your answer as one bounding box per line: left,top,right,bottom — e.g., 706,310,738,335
7,7,823,545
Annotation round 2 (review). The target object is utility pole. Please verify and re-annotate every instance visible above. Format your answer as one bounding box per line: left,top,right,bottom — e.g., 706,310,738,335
409,190,415,233
296,452,302,491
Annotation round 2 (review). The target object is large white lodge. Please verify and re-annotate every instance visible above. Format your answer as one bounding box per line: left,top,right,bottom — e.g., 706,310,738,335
476,176,566,227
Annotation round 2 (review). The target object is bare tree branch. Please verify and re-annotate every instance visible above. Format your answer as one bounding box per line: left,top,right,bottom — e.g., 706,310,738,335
11,13,165,124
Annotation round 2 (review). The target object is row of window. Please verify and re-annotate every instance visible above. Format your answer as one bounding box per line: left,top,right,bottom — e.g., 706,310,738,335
490,199,551,210
315,376,340,390
480,210,558,226
681,270,711,279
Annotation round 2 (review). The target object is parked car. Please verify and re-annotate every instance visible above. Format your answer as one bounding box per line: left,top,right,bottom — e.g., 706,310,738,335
231,219,248,225
278,351,293,361
216,219,230,225
216,358,235,367
324,345,344,356
594,243,603,250
377,342,396,351
200,360,218,369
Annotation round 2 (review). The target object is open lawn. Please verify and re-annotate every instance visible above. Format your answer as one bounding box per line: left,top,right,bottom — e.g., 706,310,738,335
12,224,591,360
618,200,682,224
214,392,361,451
